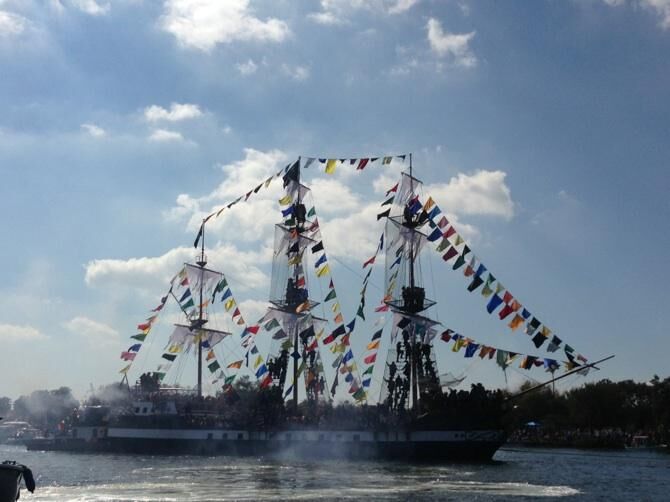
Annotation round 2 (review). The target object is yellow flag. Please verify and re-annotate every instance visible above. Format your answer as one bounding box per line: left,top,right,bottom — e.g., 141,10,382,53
454,235,464,246
382,156,393,165
540,325,552,338
264,176,273,188
278,194,292,205
315,328,324,340
224,298,236,311
316,264,330,277
423,197,435,211
366,339,380,351
325,159,338,174
508,314,525,331
119,364,131,374
206,350,216,361
227,360,243,369
331,301,340,313
169,344,182,354
254,354,263,368
295,301,310,313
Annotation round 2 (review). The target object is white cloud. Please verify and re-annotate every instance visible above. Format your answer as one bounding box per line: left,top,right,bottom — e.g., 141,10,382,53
84,244,269,294
0,10,27,36
236,58,258,75
636,0,669,29
144,102,203,122
426,170,514,220
281,63,310,81
80,123,106,138
0,323,47,342
600,0,670,29
70,0,110,16
310,178,362,216
163,148,289,233
148,129,185,142
63,316,119,346
426,18,477,68
388,0,419,14
307,11,344,25
161,0,291,51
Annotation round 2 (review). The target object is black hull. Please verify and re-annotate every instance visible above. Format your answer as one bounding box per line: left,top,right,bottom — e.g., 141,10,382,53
25,435,505,463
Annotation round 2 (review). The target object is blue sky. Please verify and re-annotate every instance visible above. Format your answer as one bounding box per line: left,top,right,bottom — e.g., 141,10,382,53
0,0,668,400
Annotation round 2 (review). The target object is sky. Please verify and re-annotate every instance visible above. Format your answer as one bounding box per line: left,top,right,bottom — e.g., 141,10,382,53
0,0,668,401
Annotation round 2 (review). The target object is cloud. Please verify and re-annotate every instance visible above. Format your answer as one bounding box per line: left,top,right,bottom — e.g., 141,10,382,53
70,0,110,16
63,316,119,346
281,63,310,81
0,323,47,342
307,11,344,25
148,128,185,142
426,18,477,68
144,102,203,122
426,170,514,220
602,0,670,29
84,244,270,294
160,0,291,51
80,123,106,137
0,9,28,36
236,58,258,75
163,147,289,233
388,0,419,14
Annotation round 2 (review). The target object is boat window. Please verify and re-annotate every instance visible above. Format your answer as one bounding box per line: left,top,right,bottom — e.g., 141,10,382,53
237,433,243,440
134,407,140,413
336,434,342,441
222,433,228,440
319,434,325,441
207,433,213,440
286,433,292,441
353,434,360,441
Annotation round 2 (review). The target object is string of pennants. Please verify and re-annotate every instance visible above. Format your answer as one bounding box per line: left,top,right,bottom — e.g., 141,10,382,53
193,154,408,249
118,286,171,375
210,274,271,390
353,180,402,389
414,196,590,369
439,328,588,374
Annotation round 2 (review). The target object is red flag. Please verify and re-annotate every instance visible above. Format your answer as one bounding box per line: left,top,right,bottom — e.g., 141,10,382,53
374,304,390,312
442,247,458,262
385,183,399,196
322,334,336,345
443,226,456,239
328,279,334,289
437,216,449,229
357,158,369,170
260,374,273,388
296,277,305,288
364,353,377,365
441,330,453,342
363,255,376,268
137,322,151,331
247,325,260,334
232,307,241,318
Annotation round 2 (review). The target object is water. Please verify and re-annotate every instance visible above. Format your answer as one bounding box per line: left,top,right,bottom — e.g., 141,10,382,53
2,444,668,501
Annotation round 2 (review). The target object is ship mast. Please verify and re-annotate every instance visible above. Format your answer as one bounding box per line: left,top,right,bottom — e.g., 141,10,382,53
195,222,208,399
408,154,419,414
292,166,301,414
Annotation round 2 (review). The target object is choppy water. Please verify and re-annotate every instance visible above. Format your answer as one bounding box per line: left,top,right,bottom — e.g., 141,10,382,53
2,444,668,501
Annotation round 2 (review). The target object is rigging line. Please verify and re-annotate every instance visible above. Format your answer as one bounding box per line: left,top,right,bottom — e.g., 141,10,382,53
328,254,385,295
427,248,440,324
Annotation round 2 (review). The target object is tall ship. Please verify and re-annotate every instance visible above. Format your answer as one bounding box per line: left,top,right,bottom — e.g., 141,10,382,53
26,154,597,461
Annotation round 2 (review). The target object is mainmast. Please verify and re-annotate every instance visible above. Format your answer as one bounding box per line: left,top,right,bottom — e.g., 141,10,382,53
292,165,302,413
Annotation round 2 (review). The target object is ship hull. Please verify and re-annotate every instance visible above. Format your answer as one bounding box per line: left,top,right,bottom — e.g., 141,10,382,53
25,428,505,462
